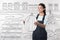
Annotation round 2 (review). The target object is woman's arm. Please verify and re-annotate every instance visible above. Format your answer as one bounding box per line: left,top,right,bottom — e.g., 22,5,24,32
34,15,48,28
34,21,46,28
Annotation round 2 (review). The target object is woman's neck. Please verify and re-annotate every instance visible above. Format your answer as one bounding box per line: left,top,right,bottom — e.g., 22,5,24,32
39,12,44,16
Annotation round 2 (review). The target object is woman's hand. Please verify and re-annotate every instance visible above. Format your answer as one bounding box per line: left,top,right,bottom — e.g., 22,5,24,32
34,21,39,25
34,21,46,28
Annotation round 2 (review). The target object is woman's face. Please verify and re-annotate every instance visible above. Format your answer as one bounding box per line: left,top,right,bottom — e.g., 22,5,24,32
38,5,44,13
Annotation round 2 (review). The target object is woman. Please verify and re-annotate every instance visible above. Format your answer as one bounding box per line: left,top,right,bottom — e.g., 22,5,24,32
32,3,47,40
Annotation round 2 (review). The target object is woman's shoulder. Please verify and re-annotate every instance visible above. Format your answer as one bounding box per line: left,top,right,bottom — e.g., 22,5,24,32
45,14,49,19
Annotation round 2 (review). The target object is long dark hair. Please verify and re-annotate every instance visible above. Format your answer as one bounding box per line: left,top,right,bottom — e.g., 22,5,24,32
39,3,46,15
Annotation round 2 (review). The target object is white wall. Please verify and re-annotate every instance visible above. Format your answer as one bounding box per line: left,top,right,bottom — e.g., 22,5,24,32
0,0,60,40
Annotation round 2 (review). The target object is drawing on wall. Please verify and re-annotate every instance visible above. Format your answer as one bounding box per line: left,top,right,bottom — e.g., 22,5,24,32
2,3,8,10
8,3,13,10
23,13,36,32
54,3,59,11
22,2,28,10
14,2,20,10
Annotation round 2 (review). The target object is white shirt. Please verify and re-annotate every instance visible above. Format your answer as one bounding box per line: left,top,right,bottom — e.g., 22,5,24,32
37,15,48,25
